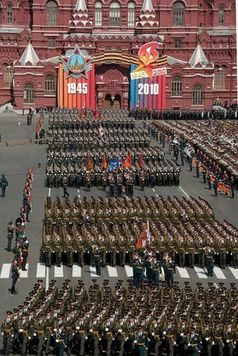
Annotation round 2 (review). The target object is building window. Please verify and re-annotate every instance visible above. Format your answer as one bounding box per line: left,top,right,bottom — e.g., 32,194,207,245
46,0,57,25
128,2,135,27
45,75,56,95
214,66,226,90
173,1,185,26
24,83,35,103
3,64,14,88
109,2,120,27
174,39,182,48
172,76,182,96
192,85,203,105
95,1,102,26
7,3,13,23
218,7,224,25
48,37,56,48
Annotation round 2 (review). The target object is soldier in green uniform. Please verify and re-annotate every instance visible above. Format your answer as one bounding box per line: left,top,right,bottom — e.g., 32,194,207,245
1,311,13,356
10,260,20,294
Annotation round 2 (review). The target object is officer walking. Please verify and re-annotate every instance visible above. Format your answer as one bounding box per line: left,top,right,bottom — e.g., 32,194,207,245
10,260,20,295
0,174,8,197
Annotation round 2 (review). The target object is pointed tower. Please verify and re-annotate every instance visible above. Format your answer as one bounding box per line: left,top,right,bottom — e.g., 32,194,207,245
69,0,92,33
136,0,159,33
19,43,39,66
189,44,209,68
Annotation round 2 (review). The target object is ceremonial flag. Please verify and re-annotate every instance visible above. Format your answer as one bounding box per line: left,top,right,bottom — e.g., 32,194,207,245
87,154,94,171
123,151,132,169
136,220,150,250
109,157,121,173
101,154,107,171
138,150,144,170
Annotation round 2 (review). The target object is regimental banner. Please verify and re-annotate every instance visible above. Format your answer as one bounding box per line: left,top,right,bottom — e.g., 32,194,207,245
58,45,96,110
130,42,167,110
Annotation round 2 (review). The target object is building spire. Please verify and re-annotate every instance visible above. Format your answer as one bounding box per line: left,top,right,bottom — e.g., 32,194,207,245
75,0,87,12
142,0,154,12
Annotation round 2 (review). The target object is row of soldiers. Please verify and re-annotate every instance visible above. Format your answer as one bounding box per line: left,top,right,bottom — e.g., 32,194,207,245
46,163,180,189
47,128,151,149
130,109,217,120
2,279,238,356
44,196,214,223
49,116,135,130
47,146,165,163
42,197,238,268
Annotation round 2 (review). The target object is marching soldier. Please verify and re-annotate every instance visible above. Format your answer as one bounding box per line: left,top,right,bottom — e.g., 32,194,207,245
10,260,20,295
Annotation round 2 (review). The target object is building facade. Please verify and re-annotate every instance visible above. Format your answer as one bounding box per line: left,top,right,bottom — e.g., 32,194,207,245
0,0,236,110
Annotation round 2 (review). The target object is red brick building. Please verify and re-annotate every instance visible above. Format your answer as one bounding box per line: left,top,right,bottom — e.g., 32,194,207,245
0,0,236,110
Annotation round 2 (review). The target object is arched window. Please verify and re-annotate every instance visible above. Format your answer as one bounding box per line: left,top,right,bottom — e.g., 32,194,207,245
3,64,14,88
24,83,34,103
7,3,13,23
173,1,185,26
218,6,224,25
172,76,182,96
45,75,56,95
46,0,57,25
192,85,203,105
214,66,226,90
109,2,120,27
128,2,135,27
95,1,102,26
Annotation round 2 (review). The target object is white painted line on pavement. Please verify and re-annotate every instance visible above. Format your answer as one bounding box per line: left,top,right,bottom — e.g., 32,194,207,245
54,265,64,278
0,263,11,278
46,267,49,291
178,186,190,199
125,265,133,277
213,266,226,279
194,266,208,279
176,267,190,278
36,262,46,278
72,265,82,277
229,267,238,279
107,266,118,277
152,188,155,192
214,283,219,289
155,193,159,197
48,187,51,197
90,266,99,277
19,264,29,278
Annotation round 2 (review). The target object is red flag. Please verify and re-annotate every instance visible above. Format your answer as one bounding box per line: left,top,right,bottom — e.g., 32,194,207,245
87,154,94,171
136,223,147,250
135,220,150,250
138,151,144,170
123,151,132,169
101,154,107,171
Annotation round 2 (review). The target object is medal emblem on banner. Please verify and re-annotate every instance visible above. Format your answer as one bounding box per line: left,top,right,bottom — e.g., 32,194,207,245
60,45,93,79
131,42,167,80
